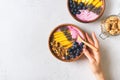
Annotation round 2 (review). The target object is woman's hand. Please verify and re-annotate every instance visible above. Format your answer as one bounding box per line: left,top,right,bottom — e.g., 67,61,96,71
83,32,105,80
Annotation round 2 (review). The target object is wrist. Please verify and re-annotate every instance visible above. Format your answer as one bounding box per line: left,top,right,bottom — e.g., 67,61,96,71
94,70,105,80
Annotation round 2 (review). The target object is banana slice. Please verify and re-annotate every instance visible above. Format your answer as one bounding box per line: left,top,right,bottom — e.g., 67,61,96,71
87,0,94,5
82,0,86,3
85,0,89,4
54,31,63,36
54,35,68,40
55,38,68,42
78,0,82,4
64,44,73,48
53,31,73,49
92,0,99,6
61,42,72,46
54,34,66,39
60,41,71,45
95,1,103,8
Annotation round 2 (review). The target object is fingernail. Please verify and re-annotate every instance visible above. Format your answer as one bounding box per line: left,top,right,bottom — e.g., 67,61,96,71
85,33,88,36
83,48,86,51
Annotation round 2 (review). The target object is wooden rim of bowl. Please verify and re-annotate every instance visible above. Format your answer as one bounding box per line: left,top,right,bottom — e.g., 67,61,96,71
67,0,106,23
48,24,86,62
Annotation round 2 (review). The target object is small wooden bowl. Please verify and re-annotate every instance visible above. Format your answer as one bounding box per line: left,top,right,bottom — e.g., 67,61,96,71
48,24,86,62
67,0,105,23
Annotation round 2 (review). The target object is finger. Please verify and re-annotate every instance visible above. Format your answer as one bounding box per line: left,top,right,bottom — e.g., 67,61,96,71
85,33,94,45
94,52,100,63
92,32,100,62
92,32,99,48
83,48,95,63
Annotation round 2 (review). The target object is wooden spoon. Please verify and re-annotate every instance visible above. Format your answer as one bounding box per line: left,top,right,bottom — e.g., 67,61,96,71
78,36,98,51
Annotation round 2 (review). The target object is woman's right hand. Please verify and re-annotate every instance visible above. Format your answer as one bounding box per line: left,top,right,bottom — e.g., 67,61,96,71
83,32,105,80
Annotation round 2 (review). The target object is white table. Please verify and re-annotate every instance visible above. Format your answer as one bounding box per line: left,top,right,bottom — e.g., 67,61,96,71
0,0,120,80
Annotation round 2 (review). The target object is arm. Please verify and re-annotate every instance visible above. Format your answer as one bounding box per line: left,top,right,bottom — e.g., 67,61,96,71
83,32,105,80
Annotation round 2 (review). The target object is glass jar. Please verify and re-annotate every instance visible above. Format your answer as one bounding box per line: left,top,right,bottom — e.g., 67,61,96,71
99,14,120,40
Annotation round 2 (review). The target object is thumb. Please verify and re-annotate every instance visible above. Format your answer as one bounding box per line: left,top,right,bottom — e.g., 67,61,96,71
83,48,95,63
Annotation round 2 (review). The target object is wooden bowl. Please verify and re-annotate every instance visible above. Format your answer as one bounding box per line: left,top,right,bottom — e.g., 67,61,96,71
48,24,86,62
67,0,105,23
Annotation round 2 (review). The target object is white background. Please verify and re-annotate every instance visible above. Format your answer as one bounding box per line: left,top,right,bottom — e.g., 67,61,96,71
0,0,120,80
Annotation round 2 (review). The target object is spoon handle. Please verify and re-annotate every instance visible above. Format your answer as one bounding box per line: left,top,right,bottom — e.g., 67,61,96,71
78,36,98,51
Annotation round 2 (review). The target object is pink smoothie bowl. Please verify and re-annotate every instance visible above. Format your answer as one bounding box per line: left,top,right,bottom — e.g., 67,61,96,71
67,0,105,23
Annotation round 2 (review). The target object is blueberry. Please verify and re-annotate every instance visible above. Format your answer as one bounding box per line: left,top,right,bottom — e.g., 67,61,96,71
79,48,83,52
76,52,81,56
79,2,84,7
68,48,72,52
72,12,76,15
69,51,74,55
81,46,83,49
73,42,79,46
80,42,84,46
75,49,81,56
70,9,74,13
77,6,82,10
77,46,82,51
73,50,77,54
69,0,73,4
76,11,81,14
74,8,77,12
71,46,75,50
73,5,77,9
77,45,81,48
65,55,70,60
73,44,78,49
70,54,76,58
70,4,73,8
82,6,87,10
73,42,79,49
77,48,80,51
73,2,77,8
77,48,81,53
67,49,74,55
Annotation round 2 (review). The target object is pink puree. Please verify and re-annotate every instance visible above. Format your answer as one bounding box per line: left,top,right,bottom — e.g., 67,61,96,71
68,26,85,44
76,10,99,21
